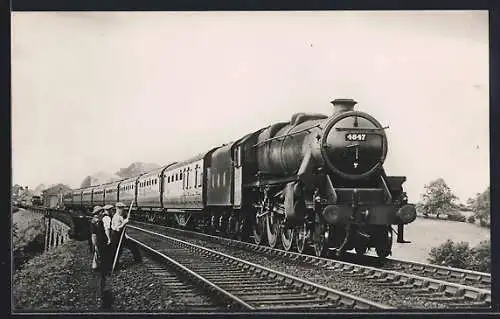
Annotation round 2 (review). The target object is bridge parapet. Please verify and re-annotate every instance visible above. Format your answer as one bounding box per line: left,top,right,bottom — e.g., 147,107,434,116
28,206,87,251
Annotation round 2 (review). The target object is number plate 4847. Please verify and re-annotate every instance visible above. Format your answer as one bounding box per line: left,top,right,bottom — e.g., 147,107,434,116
345,133,367,141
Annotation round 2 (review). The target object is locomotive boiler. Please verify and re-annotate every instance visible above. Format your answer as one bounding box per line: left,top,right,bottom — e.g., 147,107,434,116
244,99,416,257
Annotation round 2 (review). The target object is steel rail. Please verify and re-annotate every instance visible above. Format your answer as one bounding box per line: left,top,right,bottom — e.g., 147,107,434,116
126,234,254,310
126,224,393,311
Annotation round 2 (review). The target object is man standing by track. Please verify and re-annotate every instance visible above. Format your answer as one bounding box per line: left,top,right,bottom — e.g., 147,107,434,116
100,204,113,275
93,204,113,308
90,206,103,270
111,202,142,271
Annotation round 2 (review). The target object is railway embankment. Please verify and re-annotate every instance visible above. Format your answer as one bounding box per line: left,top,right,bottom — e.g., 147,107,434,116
12,240,188,313
13,209,46,270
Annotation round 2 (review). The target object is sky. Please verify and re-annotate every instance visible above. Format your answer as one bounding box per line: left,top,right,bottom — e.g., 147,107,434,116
11,11,489,203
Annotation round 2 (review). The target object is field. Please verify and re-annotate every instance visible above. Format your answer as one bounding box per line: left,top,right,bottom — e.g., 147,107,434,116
386,216,490,263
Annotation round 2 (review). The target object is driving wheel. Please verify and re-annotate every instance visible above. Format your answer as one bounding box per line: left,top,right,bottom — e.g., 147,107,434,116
311,218,327,257
266,212,280,248
281,225,294,251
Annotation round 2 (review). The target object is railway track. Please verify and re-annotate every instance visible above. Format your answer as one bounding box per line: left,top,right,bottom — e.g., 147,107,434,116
348,254,491,290
125,224,393,311
142,258,231,312
130,221,491,310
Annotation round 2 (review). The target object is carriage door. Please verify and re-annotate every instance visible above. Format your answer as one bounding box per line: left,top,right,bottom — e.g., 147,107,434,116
233,146,243,208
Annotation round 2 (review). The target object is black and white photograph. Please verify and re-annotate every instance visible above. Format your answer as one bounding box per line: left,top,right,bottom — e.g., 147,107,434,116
11,10,492,313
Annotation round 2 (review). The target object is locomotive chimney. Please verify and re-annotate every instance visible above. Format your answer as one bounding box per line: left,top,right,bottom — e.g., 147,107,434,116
331,98,357,114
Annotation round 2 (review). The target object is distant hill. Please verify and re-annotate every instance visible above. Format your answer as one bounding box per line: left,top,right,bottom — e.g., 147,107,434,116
80,171,121,188
115,162,161,179
90,171,121,186
79,162,160,188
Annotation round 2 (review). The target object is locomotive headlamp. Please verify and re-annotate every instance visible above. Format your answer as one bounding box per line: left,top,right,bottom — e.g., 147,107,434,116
396,204,417,224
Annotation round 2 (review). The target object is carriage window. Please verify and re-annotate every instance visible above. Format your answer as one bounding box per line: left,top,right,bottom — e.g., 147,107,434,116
236,147,242,167
185,169,188,189
194,166,198,188
223,171,226,186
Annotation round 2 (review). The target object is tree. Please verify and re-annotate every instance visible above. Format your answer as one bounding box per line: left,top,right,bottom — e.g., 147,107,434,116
419,178,458,218
80,176,92,188
466,197,476,207
470,186,490,227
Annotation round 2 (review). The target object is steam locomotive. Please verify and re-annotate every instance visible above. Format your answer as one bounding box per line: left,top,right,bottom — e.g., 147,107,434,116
63,99,416,258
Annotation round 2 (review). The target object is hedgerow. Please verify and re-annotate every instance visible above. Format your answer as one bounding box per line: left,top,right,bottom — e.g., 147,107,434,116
428,239,490,272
